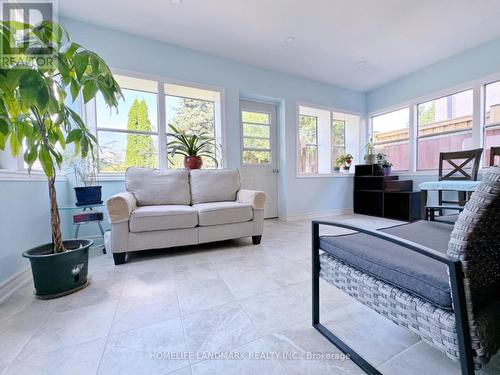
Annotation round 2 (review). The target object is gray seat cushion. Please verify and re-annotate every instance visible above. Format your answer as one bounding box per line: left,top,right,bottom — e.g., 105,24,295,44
320,220,454,310
129,205,197,232
193,201,253,226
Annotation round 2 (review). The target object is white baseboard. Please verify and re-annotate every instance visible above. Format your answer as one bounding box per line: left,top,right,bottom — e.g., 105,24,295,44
0,267,31,304
283,208,354,222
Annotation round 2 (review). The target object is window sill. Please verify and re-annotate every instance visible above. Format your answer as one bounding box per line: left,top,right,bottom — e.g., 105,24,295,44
296,173,354,179
0,170,67,182
97,174,125,181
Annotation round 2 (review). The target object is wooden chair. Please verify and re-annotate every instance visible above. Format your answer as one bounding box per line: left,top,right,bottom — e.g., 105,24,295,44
490,146,500,166
437,148,483,207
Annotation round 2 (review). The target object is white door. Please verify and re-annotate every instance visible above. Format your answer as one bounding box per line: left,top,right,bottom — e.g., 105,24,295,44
239,100,278,218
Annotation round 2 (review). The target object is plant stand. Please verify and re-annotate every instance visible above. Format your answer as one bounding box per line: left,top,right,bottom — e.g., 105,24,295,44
59,204,107,254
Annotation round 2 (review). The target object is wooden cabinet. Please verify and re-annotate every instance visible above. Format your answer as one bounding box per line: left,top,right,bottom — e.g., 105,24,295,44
353,165,421,221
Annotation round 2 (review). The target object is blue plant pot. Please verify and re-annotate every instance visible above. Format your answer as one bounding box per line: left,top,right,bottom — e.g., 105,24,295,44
74,186,102,206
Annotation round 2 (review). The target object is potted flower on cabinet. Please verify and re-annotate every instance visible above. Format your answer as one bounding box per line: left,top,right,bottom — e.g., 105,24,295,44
0,21,122,298
376,153,393,176
342,153,353,171
167,124,219,169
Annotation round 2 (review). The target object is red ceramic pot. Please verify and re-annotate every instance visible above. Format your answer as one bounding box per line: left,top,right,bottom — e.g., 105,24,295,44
184,155,203,169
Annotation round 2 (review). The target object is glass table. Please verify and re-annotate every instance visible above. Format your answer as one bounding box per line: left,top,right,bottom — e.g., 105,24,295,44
59,203,106,254
419,180,480,220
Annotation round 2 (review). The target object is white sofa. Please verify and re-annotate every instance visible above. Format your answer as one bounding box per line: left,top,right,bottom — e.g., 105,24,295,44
106,168,266,265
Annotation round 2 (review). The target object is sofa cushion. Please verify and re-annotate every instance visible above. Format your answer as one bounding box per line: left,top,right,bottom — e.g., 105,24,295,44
193,201,253,226
319,220,453,310
126,167,190,206
129,205,197,233
190,169,240,204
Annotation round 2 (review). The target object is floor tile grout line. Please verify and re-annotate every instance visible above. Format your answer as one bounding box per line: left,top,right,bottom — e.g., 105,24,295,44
94,298,121,375
375,339,422,370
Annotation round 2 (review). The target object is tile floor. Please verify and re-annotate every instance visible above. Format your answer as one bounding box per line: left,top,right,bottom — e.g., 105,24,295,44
1,215,499,375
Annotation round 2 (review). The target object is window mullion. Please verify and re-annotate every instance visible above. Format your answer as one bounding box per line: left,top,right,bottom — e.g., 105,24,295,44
157,81,167,169
472,83,483,160
409,104,417,172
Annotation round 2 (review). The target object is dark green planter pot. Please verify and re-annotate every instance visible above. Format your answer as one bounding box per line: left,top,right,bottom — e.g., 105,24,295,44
22,239,92,299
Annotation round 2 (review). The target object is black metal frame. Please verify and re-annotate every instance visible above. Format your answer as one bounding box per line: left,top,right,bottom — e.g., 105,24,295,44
312,220,475,375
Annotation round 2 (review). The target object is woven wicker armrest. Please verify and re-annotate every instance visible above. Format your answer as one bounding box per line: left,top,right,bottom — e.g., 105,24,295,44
312,220,456,265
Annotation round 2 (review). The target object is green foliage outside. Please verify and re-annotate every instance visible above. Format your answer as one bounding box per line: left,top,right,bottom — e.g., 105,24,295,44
242,111,271,164
168,97,216,168
419,102,436,126
125,99,157,168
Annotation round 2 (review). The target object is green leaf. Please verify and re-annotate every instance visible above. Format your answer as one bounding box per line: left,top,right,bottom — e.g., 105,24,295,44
70,77,80,101
73,52,89,80
24,144,38,166
66,128,82,143
0,133,6,150
19,70,49,110
82,80,98,103
39,147,54,179
0,118,9,135
9,133,21,156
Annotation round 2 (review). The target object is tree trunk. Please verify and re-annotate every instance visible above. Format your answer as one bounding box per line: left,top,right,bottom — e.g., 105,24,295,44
48,177,65,253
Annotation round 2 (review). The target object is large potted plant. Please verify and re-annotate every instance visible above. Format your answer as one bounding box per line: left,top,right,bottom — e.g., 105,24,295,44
167,124,219,169
0,21,122,298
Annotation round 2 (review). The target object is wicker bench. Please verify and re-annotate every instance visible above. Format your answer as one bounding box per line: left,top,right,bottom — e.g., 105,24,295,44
312,166,500,375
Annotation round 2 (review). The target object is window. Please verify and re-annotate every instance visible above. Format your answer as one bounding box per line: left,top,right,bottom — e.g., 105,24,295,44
372,108,410,171
298,105,360,175
332,119,346,167
165,83,220,169
485,81,500,165
417,89,473,170
298,115,318,173
242,111,271,164
96,75,159,173
93,75,222,173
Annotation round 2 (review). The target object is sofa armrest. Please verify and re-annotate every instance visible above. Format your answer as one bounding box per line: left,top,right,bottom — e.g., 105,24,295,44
106,192,137,224
237,189,266,210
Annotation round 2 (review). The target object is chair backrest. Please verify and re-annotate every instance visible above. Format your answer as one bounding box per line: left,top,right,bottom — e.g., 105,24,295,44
438,148,483,181
489,146,500,167
447,166,500,307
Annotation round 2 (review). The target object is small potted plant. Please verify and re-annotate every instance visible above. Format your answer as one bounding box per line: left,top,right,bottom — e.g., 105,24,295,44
342,153,353,171
364,140,377,164
73,155,102,206
333,156,343,172
167,124,219,169
376,153,393,176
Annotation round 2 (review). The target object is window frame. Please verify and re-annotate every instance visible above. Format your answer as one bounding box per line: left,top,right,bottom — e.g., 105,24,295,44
415,88,474,171
298,113,319,174
331,118,346,172
86,68,226,178
368,71,500,174
240,108,273,166
483,80,500,165
371,106,411,172
296,102,362,178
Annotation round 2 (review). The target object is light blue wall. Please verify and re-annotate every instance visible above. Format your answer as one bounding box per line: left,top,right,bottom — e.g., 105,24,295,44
0,180,70,284
60,17,365,220
366,37,500,113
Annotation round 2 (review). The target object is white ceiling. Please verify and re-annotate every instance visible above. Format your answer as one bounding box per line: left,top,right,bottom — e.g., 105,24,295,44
59,0,500,92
